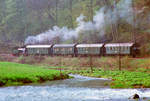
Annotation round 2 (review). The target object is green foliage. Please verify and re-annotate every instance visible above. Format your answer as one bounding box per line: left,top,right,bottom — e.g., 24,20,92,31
69,69,150,88
0,62,69,86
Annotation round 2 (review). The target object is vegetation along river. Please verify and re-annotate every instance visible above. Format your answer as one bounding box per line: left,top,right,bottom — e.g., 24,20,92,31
0,74,150,101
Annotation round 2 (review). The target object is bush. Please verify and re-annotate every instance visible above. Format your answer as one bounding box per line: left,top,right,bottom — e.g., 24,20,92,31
17,56,45,64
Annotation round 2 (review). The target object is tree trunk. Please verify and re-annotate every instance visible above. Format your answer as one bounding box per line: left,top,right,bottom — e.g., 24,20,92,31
69,0,74,28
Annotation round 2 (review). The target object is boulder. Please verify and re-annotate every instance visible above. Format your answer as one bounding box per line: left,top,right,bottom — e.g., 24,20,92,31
132,94,140,99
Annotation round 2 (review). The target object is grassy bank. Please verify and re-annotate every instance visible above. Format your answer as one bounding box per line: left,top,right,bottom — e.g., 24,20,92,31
2,56,150,88
0,62,69,87
68,69,150,88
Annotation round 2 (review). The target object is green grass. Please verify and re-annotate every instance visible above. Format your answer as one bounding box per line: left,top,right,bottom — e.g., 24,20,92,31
2,56,150,88
0,62,69,86
68,69,150,88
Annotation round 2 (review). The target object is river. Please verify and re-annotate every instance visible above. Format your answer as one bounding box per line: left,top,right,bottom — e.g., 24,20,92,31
0,74,150,101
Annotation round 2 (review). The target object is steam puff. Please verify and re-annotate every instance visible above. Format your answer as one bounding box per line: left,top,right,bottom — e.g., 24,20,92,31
25,0,134,45
25,26,77,44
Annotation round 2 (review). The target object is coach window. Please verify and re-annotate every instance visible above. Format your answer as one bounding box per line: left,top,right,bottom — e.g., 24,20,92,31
80,48,82,52
96,47,98,52
81,48,83,52
55,48,58,52
108,47,110,51
32,48,35,53
117,47,119,51
112,47,114,51
78,48,80,51
107,47,110,51
69,48,72,52
78,48,80,52
115,47,117,51
79,48,81,52
120,46,124,51
127,46,129,50
82,48,84,51
83,48,85,53
106,47,108,51
123,47,125,51
125,47,127,50
31,49,33,53
31,48,33,53
109,47,111,51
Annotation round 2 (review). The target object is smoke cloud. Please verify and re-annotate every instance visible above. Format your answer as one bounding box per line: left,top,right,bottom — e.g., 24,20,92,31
25,0,134,45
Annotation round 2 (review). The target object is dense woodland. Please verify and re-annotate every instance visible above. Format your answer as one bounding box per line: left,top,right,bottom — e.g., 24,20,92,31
0,0,150,54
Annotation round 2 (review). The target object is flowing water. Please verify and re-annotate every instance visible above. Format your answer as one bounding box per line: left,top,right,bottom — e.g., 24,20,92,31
0,74,150,101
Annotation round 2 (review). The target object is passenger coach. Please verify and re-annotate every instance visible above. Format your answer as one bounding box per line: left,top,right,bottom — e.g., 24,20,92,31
76,44,104,56
26,45,53,55
53,44,77,56
104,43,139,57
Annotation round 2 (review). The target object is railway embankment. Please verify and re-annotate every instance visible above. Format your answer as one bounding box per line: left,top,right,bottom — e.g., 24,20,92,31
0,62,69,87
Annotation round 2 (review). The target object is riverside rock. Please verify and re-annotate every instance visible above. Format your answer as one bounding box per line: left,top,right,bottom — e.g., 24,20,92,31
132,94,140,99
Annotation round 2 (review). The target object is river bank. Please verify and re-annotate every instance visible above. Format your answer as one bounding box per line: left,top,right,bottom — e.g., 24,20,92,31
0,62,69,87
1,56,150,89
68,69,150,88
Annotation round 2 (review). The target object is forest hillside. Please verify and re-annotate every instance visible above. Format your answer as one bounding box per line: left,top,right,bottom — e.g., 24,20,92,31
0,0,150,54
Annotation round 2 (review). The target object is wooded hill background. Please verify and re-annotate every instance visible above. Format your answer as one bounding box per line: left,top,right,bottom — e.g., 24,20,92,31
0,0,150,54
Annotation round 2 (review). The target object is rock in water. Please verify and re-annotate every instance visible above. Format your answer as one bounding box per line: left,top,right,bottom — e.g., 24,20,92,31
132,94,140,99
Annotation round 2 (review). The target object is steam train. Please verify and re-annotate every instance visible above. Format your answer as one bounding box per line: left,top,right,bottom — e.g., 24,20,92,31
12,43,140,57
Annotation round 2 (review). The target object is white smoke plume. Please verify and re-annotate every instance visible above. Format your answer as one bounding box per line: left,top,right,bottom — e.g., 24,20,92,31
25,0,134,45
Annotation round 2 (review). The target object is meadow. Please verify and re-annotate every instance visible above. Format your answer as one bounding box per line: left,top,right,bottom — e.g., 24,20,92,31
1,55,150,88
0,62,69,86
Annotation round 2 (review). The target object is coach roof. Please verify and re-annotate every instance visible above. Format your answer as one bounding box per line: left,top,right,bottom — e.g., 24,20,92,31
26,45,52,48
53,44,76,48
76,44,104,48
105,43,134,47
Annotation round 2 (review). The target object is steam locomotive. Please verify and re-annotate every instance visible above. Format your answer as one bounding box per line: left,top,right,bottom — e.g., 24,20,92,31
12,43,140,57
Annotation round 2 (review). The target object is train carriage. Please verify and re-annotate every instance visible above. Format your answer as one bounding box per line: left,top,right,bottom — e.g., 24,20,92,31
104,43,138,56
53,44,77,56
26,45,53,55
76,44,104,56
12,42,140,57
12,47,26,56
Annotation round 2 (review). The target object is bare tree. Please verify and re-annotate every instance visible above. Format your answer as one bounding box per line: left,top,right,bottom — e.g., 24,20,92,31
55,0,59,26
69,0,74,28
118,43,121,71
90,0,93,22
89,54,93,73
132,0,136,43
104,0,117,42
